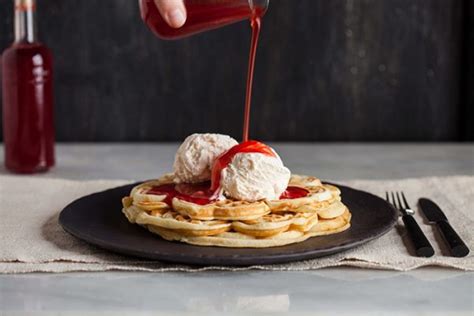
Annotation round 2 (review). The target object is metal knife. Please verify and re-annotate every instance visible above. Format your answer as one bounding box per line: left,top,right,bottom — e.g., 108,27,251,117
419,198,470,257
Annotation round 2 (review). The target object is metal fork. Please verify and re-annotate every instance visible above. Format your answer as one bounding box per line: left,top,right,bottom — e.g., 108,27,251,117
386,191,434,257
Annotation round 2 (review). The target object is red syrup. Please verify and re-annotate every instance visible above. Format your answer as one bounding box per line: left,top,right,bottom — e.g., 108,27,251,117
147,182,216,206
242,15,261,142
280,186,310,200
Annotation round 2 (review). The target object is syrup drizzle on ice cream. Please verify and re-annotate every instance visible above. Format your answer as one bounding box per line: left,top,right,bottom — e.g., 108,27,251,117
147,140,308,205
210,141,276,191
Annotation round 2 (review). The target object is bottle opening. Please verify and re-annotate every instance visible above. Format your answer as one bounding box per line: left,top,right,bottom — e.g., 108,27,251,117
249,0,269,12
15,0,36,12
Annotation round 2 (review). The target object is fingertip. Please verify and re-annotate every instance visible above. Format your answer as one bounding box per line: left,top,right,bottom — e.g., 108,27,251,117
166,9,186,28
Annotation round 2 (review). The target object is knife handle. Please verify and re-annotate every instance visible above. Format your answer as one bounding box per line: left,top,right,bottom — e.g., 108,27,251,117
437,221,470,257
402,215,434,257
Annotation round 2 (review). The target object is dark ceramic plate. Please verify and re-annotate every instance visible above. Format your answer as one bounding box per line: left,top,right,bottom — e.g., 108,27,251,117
59,182,397,266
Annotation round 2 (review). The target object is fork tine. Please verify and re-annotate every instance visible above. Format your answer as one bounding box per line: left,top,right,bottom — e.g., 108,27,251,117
391,192,398,209
396,192,404,210
385,192,389,202
400,191,410,209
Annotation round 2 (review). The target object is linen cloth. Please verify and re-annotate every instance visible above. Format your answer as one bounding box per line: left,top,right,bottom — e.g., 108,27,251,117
0,175,472,273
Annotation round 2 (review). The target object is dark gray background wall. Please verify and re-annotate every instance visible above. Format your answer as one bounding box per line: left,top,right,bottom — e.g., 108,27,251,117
0,0,473,142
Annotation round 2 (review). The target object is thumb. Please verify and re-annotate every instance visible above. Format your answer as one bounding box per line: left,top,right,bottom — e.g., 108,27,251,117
154,0,187,28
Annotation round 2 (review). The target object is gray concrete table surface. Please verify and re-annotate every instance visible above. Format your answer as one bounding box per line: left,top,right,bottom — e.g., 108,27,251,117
0,143,473,315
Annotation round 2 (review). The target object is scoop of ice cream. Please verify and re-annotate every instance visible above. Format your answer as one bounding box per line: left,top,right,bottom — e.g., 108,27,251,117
173,133,238,183
220,152,291,201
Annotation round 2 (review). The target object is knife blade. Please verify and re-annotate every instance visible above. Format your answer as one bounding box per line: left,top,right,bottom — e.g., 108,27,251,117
419,198,448,222
419,198,470,257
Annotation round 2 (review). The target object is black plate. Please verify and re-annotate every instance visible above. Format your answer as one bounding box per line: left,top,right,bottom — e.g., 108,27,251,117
59,183,397,266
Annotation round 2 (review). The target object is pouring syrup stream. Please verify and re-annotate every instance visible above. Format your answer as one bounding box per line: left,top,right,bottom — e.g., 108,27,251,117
242,14,261,142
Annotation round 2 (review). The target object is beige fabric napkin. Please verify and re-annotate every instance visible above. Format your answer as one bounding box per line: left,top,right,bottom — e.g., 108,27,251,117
0,175,472,273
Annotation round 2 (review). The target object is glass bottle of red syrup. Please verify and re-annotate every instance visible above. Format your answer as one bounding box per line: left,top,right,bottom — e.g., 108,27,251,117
2,0,55,173
139,0,269,40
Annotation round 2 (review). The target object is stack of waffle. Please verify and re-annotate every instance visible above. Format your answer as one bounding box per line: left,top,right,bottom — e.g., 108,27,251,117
122,174,351,248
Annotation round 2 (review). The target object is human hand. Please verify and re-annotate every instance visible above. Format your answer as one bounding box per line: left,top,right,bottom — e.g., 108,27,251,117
154,0,187,28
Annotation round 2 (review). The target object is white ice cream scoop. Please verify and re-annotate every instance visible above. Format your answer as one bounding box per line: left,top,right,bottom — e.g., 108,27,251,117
173,133,238,183
220,152,291,202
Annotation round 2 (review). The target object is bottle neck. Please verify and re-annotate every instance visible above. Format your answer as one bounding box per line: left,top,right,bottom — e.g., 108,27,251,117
14,0,37,43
